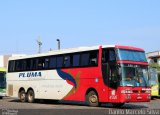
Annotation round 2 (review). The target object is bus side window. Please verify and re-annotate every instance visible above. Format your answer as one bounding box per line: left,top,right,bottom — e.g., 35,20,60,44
49,56,56,69
26,59,31,71
15,60,23,71
64,55,71,67
21,60,27,71
102,49,109,63
30,59,38,70
81,53,89,66
89,51,98,66
8,61,15,72
44,58,49,69
57,56,63,68
37,58,45,70
73,54,80,67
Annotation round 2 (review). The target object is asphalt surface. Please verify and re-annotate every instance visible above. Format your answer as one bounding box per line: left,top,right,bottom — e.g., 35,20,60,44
0,97,160,115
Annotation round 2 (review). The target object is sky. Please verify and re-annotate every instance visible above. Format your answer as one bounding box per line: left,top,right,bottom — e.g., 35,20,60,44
0,0,160,54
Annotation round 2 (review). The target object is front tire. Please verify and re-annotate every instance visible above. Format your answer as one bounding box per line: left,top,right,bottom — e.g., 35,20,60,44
27,90,35,103
19,90,27,102
86,91,99,107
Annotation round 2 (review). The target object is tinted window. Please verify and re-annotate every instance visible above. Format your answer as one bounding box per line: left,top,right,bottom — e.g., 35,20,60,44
64,55,71,67
73,54,80,67
8,50,99,72
49,56,56,68
37,58,45,69
57,56,63,68
15,60,23,71
102,49,116,63
26,59,31,70
109,50,116,61
89,51,98,66
81,53,89,66
8,61,15,72
21,60,27,71
44,58,49,69
102,49,108,63
30,59,37,70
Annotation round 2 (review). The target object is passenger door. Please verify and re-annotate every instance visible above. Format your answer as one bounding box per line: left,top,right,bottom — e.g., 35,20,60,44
102,48,119,102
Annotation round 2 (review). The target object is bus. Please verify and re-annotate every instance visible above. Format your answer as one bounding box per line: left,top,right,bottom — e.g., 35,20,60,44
6,45,151,107
149,68,159,98
0,67,6,99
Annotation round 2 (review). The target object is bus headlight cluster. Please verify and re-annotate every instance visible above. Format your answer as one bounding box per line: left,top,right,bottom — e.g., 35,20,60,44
121,90,133,94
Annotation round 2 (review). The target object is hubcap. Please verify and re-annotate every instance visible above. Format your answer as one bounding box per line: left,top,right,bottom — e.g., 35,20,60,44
28,94,33,101
21,93,25,100
89,95,97,103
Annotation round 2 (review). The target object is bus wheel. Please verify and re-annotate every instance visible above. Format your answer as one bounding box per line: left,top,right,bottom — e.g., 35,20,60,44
0,96,2,99
112,103,124,108
19,90,27,102
27,90,35,103
86,91,99,107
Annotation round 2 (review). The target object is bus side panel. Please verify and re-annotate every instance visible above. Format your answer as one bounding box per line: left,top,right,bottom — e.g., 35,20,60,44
7,68,110,102
7,70,74,100
61,67,109,102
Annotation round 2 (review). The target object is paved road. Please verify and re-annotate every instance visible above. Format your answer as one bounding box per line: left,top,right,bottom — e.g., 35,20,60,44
0,97,160,115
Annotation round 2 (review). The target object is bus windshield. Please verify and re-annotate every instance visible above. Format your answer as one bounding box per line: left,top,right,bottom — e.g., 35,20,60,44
120,64,149,87
0,72,6,88
117,49,147,62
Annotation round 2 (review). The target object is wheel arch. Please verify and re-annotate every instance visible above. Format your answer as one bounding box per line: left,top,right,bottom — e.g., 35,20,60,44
18,87,25,98
27,87,34,94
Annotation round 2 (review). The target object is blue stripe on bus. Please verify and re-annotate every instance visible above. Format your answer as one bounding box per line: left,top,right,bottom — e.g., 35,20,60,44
56,69,77,88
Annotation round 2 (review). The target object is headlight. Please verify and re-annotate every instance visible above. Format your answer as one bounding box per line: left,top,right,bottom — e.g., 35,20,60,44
121,90,133,94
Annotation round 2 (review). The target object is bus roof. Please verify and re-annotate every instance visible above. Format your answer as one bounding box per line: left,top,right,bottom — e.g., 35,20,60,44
8,45,145,60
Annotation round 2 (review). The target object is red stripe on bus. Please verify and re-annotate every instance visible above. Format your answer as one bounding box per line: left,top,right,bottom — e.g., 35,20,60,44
117,60,148,65
115,45,145,51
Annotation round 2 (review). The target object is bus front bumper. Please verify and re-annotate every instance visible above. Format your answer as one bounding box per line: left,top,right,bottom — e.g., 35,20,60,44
120,94,151,103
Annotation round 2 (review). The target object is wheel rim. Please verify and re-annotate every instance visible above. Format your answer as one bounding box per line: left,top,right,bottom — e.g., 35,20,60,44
28,93,33,101
20,93,25,101
89,94,98,103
